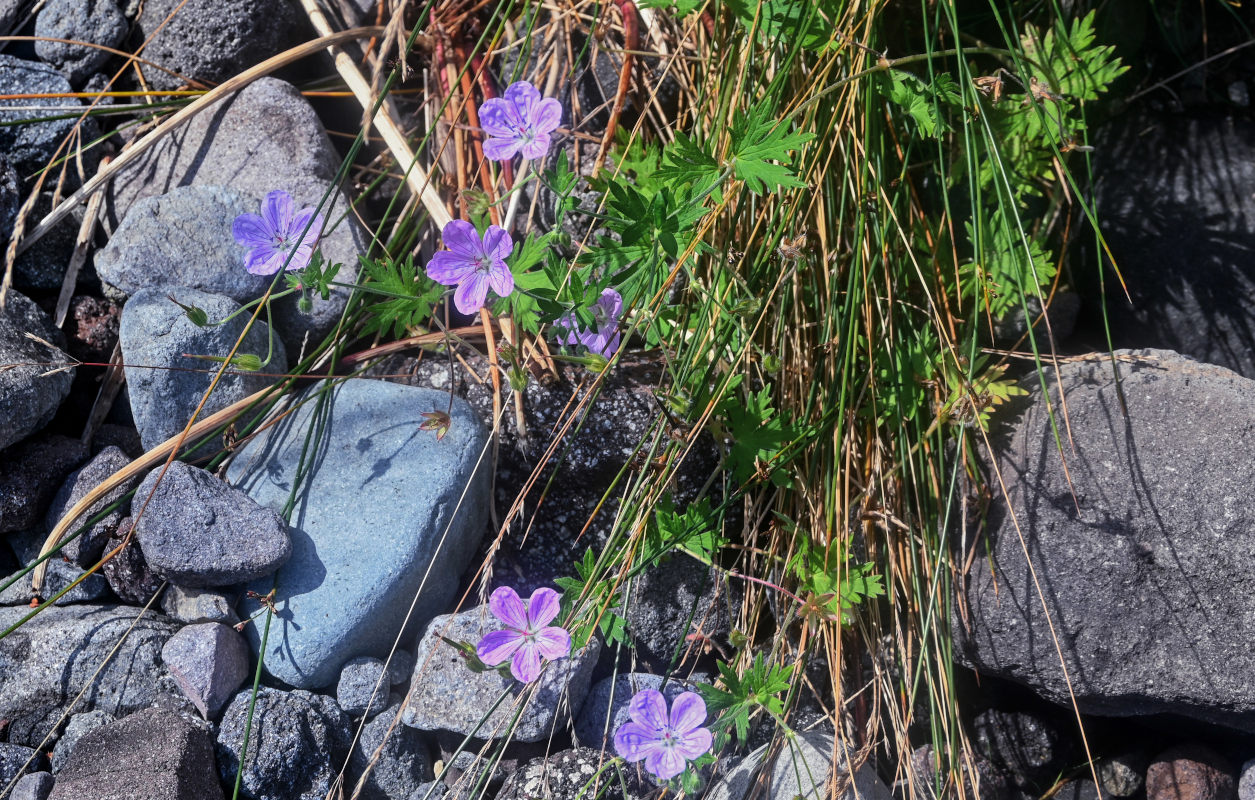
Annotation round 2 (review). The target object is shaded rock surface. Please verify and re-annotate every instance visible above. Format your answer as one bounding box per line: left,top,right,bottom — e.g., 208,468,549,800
133,461,292,587
496,747,648,800
706,729,892,800
2,526,111,607
99,517,163,603
48,706,225,800
0,743,40,794
118,287,287,451
44,445,135,567
0,291,75,453
337,656,390,719
215,687,350,800
348,700,434,800
51,710,112,773
0,55,82,175
34,0,126,85
226,378,491,689
1101,752,1149,798
161,622,249,719
12,192,84,292
972,708,1065,790
909,744,1010,800
105,78,365,350
0,604,178,737
624,553,733,670
402,605,600,743
957,349,1255,731
0,435,87,534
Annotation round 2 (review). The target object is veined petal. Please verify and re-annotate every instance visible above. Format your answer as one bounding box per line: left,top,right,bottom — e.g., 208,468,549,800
504,81,542,119
674,726,712,761
598,288,623,321
487,263,515,300
520,132,552,161
483,136,523,162
525,587,561,628
534,626,571,661
289,207,324,244
598,327,622,357
668,692,708,734
510,641,543,683
488,585,529,630
426,251,476,286
441,219,483,258
476,628,524,666
479,97,522,138
645,748,687,781
245,246,284,276
287,243,315,272
529,97,563,135
613,721,662,762
261,190,293,233
454,274,490,315
482,225,514,262
232,213,272,249
555,313,581,347
628,689,669,730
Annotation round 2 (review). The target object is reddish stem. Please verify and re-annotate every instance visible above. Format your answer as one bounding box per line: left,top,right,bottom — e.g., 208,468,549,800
593,0,640,175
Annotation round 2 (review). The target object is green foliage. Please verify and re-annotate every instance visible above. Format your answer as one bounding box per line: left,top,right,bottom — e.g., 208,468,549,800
1022,11,1128,102
961,212,1056,320
789,538,885,626
879,71,962,138
555,549,631,649
717,386,808,487
647,496,727,566
725,0,844,51
939,353,1027,430
727,101,816,194
637,0,703,17
701,655,795,747
358,254,442,339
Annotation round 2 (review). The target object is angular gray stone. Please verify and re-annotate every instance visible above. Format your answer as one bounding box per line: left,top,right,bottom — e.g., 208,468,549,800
118,287,287,451
215,687,349,800
0,55,81,176
705,730,892,800
0,435,88,534
0,291,74,452
958,349,1255,731
95,185,277,304
160,585,240,625
0,743,40,794
133,461,292,587
624,553,733,669
973,709,1063,789
106,78,366,351
44,446,136,567
387,650,414,686
13,192,85,293
11,771,54,800
135,0,299,90
48,706,225,800
0,604,178,732
337,656,390,719
162,622,249,719
574,673,705,748
34,0,127,85
99,518,163,604
402,606,600,743
0,557,110,606
349,700,433,800
1099,752,1148,798
51,711,112,773
496,747,648,800
226,378,491,689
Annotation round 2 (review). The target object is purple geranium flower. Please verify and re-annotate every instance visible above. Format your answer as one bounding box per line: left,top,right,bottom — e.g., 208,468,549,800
479,81,562,161
426,220,515,315
613,689,713,781
476,586,572,683
557,288,623,357
231,190,324,275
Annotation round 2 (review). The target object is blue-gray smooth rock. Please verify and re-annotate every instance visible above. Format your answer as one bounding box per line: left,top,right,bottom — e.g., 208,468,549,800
34,0,127,85
119,287,287,451
0,291,74,452
133,461,292,587
226,378,491,689
402,606,600,743
11,771,54,800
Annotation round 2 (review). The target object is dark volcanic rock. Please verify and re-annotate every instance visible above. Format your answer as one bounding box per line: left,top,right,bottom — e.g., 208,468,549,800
99,517,164,604
0,154,16,239
34,0,127,85
0,291,75,453
957,349,1255,731
48,707,225,800
1084,110,1255,378
0,55,82,176
496,747,649,800
1146,745,1236,800
13,192,84,292
624,552,733,670
972,708,1065,789
0,742,40,792
44,445,136,567
348,700,433,800
0,435,89,534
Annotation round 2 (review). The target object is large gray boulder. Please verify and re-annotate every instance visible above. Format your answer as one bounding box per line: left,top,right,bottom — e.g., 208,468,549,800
0,291,74,452
118,287,287,451
957,349,1255,731
105,78,365,351
226,379,492,689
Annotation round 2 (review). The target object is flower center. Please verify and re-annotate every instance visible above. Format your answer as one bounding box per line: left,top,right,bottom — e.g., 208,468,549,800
475,255,495,273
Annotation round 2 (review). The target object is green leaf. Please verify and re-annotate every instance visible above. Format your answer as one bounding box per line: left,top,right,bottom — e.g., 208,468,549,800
727,101,815,194
718,387,805,487
359,254,443,339
961,212,1056,320
649,496,727,565
879,71,961,138
725,0,843,51
638,0,702,16
1022,11,1127,102
657,131,722,189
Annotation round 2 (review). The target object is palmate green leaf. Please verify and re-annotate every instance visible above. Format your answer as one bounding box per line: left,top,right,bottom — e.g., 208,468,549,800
359,254,442,339
657,131,722,189
637,0,703,17
648,496,727,565
880,71,962,138
1022,10,1127,101
726,0,843,51
700,655,796,747
727,101,815,194
718,387,804,487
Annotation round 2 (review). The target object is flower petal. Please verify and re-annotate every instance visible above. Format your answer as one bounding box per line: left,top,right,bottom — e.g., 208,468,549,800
488,585,529,630
645,747,687,781
483,137,523,162
441,219,482,258
487,264,515,301
598,288,623,321
668,692,708,734
476,629,524,666
261,190,293,233
510,640,543,683
232,213,271,249
525,587,561,628
426,251,476,286
287,243,315,272
674,726,713,761
504,81,542,119
520,131,552,160
534,626,571,661
454,273,490,315
627,688,669,729
245,247,284,276
479,97,522,138
613,721,662,762
289,207,324,244
597,327,621,357
482,225,514,262
529,98,563,135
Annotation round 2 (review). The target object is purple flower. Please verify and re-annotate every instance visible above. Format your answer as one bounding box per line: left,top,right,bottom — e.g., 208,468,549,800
557,288,623,357
231,190,324,275
426,220,515,315
479,81,562,161
475,586,572,683
613,689,713,781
